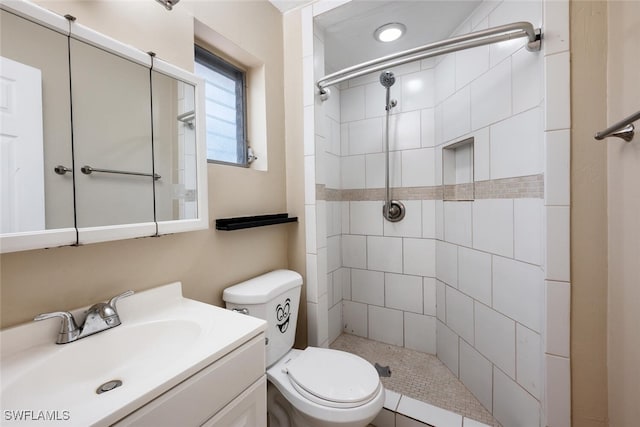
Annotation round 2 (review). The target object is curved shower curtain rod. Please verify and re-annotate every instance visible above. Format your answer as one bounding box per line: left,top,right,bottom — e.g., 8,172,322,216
316,21,542,100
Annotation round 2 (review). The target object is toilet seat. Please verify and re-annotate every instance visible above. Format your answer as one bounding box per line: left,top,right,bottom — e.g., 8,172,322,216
285,347,381,409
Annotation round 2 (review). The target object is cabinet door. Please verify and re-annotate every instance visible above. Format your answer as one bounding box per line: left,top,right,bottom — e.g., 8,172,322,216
202,376,267,427
70,37,155,235
0,7,76,252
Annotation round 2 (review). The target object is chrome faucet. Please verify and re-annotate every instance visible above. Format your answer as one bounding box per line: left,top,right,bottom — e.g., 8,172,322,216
34,290,134,344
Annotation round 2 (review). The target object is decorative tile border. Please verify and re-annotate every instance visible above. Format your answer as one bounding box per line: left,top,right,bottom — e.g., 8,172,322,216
317,174,544,201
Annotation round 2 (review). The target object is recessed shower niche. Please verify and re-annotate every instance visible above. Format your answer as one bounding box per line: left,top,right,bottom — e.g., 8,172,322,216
442,137,474,201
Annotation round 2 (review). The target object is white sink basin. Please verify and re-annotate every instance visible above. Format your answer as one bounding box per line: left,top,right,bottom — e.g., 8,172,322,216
0,283,266,426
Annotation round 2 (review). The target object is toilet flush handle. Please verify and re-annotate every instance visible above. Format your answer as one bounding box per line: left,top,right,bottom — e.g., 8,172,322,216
232,307,249,315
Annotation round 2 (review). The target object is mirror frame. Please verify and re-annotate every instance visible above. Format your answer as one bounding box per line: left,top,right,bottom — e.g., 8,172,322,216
0,0,209,252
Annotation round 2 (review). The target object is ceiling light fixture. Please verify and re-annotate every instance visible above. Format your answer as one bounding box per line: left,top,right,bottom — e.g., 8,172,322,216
374,23,406,43
155,0,180,11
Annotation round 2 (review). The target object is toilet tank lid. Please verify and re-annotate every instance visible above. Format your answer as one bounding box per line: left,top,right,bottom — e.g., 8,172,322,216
223,270,303,305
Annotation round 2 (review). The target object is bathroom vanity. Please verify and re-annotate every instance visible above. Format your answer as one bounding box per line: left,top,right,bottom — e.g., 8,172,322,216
0,283,267,426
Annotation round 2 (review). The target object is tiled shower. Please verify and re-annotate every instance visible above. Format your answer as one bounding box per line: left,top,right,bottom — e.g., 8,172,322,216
302,0,571,426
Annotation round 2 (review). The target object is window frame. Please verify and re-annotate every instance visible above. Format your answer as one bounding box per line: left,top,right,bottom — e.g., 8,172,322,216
195,44,248,167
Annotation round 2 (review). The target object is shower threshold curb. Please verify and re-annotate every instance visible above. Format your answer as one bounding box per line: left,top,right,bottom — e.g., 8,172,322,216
371,388,493,427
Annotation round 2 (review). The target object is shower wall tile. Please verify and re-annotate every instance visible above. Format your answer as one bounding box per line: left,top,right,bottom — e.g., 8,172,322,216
385,273,423,314
489,1,542,66
368,236,404,273
423,278,437,316
437,320,459,376
317,247,328,296
436,240,458,287
459,339,493,412
470,59,511,130
435,200,444,240
404,312,436,354
365,82,389,119
456,45,490,90
384,200,422,238
341,85,365,122
545,354,571,427
390,111,422,151
474,302,516,378
341,267,352,301
305,204,317,254
404,238,436,277
421,108,436,147
351,268,384,306
304,155,316,204
331,269,345,306
445,286,475,344
544,129,570,206
443,201,473,247
493,368,540,427
341,201,350,234
306,253,318,303
493,256,543,332
490,107,543,179
316,200,327,249
457,247,492,306
512,47,543,114
366,151,402,189
369,305,404,346
325,153,341,189
304,106,315,155
472,199,514,258
469,1,500,30
303,55,314,107
442,85,471,143
401,69,435,111
341,155,365,189
350,201,383,236
327,235,341,272
543,0,570,56
328,303,342,344
545,206,570,282
544,52,570,131
514,198,543,265
544,280,570,357
516,324,542,399
343,300,368,337
422,200,436,239
436,280,447,322
435,54,456,105
329,118,341,155
348,118,383,155
472,127,491,181
342,234,367,269
402,148,436,188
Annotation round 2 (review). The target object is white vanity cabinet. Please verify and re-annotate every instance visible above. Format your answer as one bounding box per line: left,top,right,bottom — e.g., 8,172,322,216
114,334,267,427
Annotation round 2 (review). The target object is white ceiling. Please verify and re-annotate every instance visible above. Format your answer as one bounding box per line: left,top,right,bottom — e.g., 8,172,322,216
269,0,312,13
314,0,481,72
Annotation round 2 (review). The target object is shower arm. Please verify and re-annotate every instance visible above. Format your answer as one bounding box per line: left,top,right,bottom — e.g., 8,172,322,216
316,21,541,98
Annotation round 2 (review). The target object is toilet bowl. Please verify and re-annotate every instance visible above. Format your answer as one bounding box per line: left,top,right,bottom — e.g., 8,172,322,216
223,270,384,427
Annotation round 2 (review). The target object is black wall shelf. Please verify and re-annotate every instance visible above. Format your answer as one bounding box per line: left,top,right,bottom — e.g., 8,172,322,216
215,213,298,231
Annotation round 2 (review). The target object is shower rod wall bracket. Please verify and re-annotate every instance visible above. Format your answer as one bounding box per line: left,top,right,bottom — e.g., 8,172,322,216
526,28,542,52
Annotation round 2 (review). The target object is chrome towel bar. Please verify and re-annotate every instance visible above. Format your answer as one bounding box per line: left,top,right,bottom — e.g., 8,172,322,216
594,110,639,142
81,165,161,181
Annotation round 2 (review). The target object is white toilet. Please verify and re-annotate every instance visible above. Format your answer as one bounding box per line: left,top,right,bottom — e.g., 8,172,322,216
223,270,384,427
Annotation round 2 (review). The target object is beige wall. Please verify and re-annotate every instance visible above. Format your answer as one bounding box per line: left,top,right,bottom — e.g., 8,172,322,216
570,1,609,426
0,0,296,328
606,2,640,425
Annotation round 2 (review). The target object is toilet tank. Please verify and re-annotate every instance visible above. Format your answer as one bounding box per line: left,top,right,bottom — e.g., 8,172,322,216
223,270,302,367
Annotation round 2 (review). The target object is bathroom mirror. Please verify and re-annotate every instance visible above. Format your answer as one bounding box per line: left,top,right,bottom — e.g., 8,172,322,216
0,0,208,252
70,37,155,233
0,7,77,252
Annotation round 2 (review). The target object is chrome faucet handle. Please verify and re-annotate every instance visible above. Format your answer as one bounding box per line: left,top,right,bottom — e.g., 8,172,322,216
108,290,134,314
34,311,80,344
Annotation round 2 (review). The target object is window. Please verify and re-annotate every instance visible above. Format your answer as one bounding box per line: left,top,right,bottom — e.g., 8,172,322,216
194,45,247,166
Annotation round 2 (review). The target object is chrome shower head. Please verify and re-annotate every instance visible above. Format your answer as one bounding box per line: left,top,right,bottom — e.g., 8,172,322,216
379,71,396,88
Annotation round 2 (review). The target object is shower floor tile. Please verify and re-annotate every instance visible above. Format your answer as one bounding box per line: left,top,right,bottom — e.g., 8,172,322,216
330,334,499,426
